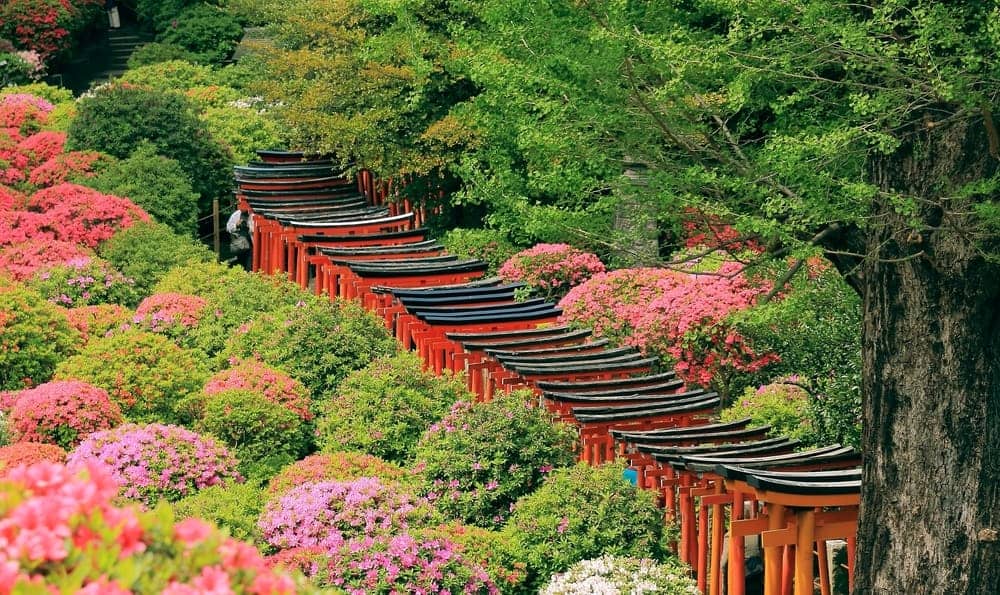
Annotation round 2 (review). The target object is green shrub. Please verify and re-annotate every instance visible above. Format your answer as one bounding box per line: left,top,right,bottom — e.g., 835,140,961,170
0,82,72,104
127,42,200,68
315,352,462,463
152,259,242,297
0,282,79,391
39,101,76,132
84,144,200,237
223,297,398,401
136,0,205,32
202,105,284,164
158,5,243,65
415,392,577,528
0,52,33,86
721,381,816,444
185,85,243,109
196,389,310,480
172,479,266,544
118,59,218,93
416,523,530,594
97,222,215,297
440,228,519,274
503,462,669,590
54,330,209,423
66,84,233,212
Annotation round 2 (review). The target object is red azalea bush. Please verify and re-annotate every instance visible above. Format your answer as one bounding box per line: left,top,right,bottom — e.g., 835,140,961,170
63,303,132,344
0,130,30,184
0,93,52,134
204,359,312,421
267,452,411,499
27,183,150,248
27,150,108,187
0,0,103,64
0,184,26,210
498,243,605,300
679,208,764,253
0,442,67,473
0,209,52,246
0,461,302,593
17,130,65,166
0,238,93,281
559,262,778,393
6,379,124,449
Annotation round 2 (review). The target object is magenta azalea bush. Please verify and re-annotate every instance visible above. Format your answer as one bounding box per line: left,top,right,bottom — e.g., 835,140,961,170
267,452,411,500
259,477,438,551
0,461,303,593
6,379,123,449
27,255,140,307
205,359,312,421
498,243,605,300
68,423,241,505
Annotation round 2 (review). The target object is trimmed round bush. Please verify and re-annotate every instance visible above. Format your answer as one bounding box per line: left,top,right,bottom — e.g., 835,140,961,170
7,380,123,449
315,352,465,462
259,477,439,551
173,479,266,543
267,452,411,500
503,462,669,589
97,221,215,297
0,83,72,105
66,84,233,211
62,304,132,345
223,297,398,401
0,282,79,391
202,105,284,165
415,392,577,528
68,423,241,505
131,292,208,343
152,259,242,297
0,442,66,473
54,330,209,423
721,380,816,443
27,256,140,308
203,359,311,421
84,143,200,237
197,389,310,480
157,5,243,65
118,60,218,92
499,243,606,300
541,555,698,595
127,42,200,68
440,228,519,274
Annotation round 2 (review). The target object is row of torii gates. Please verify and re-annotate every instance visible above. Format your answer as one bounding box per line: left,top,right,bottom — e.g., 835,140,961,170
237,151,862,595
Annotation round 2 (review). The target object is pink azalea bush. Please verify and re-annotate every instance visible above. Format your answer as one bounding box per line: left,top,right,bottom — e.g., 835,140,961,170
0,94,51,134
498,243,605,299
267,452,411,499
17,130,65,167
62,303,132,344
205,359,312,421
0,184,25,210
559,263,778,392
6,379,123,449
68,423,242,505
28,256,139,307
26,150,107,187
131,292,208,344
0,238,93,281
259,477,438,551
27,183,150,248
0,442,66,473
0,461,302,593
0,209,52,247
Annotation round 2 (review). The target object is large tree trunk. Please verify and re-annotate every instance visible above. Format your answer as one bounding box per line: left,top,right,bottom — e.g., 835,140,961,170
851,116,1000,593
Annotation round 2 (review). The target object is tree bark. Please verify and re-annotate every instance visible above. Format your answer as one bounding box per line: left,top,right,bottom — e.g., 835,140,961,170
852,116,1000,593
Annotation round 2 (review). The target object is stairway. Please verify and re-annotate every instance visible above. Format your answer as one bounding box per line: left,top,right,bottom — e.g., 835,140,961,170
53,22,152,94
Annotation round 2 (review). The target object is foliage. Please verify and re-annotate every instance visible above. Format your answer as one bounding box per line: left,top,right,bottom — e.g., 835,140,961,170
416,522,529,593
84,143,200,237
173,479,267,544
499,244,606,300
721,381,816,445
27,182,151,248
0,52,36,86
0,83,72,105
128,43,202,68
68,423,241,505
158,5,244,65
540,555,698,595
0,282,79,391
131,292,209,344
0,0,86,64
439,227,519,275
135,0,206,32
118,60,219,93
27,256,140,308
54,330,209,424
0,93,51,136
258,477,439,551
201,105,285,165
0,442,66,473
503,462,669,590
0,238,93,281
203,359,312,421
66,84,233,211
97,222,215,297
0,461,303,593
414,392,576,528
6,380,124,449
267,452,411,500
314,352,463,463
26,150,108,188
223,296,398,402
197,389,310,481
63,303,132,345
17,130,64,167
153,259,242,297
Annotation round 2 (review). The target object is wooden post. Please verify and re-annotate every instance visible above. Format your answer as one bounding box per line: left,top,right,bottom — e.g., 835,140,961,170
212,198,220,257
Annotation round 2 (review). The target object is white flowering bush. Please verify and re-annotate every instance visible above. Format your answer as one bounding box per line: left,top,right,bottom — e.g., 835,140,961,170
540,555,698,595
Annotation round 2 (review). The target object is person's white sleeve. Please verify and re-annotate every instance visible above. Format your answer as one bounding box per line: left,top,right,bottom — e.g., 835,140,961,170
248,216,254,234
225,210,242,233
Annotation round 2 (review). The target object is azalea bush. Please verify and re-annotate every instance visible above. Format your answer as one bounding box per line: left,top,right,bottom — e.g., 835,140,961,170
17,130,65,166
203,359,312,421
416,523,529,593
27,183,151,248
54,330,209,423
132,292,209,338
414,392,576,528
267,452,411,500
503,462,669,590
258,477,439,551
98,222,215,296
197,389,310,480
63,303,132,345
0,0,102,64
0,82,73,104
223,297,398,401
173,478,267,543
27,256,140,307
440,228,519,274
0,92,52,135
0,442,66,472
26,150,109,188
0,238,93,281
0,461,304,593
540,555,698,595
128,42,201,68
68,423,241,505
315,352,465,462
499,243,605,300
0,282,79,390
6,380,123,449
